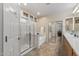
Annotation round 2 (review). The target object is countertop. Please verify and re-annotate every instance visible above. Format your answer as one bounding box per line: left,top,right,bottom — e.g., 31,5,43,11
63,31,79,56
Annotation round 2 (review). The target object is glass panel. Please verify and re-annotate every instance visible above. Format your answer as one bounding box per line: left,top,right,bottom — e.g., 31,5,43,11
20,10,37,55
48,22,53,40
20,17,30,52
50,22,56,42
65,18,73,32
30,18,35,48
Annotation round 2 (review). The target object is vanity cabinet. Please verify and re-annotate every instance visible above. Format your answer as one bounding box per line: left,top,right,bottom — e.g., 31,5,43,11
63,36,77,56
63,36,72,56
63,17,78,56
72,50,77,56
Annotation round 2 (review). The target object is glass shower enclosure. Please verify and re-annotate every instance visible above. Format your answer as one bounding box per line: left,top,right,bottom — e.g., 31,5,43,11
20,10,37,55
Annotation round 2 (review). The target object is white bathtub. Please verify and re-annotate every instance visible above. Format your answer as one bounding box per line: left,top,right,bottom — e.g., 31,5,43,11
38,35,46,48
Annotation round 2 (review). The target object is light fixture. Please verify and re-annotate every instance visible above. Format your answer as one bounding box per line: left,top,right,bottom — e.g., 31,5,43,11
37,12,40,15
23,3,27,6
73,6,78,13
77,9,79,13
18,3,21,6
73,4,79,14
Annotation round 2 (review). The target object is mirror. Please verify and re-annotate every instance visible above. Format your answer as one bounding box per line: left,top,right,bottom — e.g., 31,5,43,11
65,18,73,32
74,17,79,32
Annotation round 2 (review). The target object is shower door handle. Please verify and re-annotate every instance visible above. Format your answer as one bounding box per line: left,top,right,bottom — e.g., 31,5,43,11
29,32,31,41
29,32,31,47
5,35,8,42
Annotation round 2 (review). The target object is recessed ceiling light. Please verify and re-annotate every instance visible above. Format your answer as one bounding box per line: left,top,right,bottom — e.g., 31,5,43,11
24,3,27,6
37,12,40,15
18,3,21,6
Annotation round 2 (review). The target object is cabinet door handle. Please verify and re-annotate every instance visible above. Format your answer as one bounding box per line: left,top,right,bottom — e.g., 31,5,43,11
5,36,7,42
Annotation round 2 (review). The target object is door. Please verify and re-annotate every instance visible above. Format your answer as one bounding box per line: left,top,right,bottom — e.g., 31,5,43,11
24,18,38,56
30,21,35,48
29,17,37,48
48,22,56,42
55,21,62,41
20,17,30,53
3,3,20,56
55,21,63,55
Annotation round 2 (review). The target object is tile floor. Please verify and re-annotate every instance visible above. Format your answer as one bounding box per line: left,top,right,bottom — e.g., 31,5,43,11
25,37,63,56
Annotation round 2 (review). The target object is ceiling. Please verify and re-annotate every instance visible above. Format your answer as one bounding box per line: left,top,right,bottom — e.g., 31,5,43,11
23,3,77,18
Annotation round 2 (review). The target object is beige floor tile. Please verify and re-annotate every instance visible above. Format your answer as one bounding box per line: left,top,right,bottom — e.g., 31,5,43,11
25,37,62,56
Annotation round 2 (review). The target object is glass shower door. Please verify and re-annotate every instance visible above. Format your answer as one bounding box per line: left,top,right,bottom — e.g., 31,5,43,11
20,17,30,53
19,10,37,55
24,18,38,56
29,17,36,48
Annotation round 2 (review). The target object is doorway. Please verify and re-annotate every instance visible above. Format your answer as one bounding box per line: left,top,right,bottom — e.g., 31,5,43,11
48,21,63,55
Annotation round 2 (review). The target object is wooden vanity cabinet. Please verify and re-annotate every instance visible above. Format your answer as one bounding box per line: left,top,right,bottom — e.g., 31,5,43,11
63,35,77,56
72,50,77,56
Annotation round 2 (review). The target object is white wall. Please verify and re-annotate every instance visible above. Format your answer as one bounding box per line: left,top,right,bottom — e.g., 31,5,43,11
0,3,3,56
37,13,72,47
37,17,50,47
